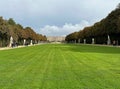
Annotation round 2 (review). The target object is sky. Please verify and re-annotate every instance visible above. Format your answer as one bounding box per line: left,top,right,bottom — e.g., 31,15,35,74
0,0,119,36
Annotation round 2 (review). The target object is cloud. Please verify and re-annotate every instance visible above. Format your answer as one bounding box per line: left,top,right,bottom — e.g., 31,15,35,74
39,20,90,36
0,0,119,36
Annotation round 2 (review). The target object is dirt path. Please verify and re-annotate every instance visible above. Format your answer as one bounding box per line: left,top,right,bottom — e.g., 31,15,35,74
0,46,26,50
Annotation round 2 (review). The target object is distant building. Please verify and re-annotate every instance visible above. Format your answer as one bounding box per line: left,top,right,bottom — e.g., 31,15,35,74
47,36,65,42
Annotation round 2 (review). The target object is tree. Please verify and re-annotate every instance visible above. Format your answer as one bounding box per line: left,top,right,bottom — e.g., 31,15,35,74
0,17,47,46
117,3,120,9
8,18,16,25
66,3,120,45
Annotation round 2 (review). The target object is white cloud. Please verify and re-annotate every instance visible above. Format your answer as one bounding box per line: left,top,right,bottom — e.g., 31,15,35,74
39,20,90,36
0,0,119,36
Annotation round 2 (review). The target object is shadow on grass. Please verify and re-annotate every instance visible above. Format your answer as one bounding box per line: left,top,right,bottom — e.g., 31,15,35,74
61,44,120,54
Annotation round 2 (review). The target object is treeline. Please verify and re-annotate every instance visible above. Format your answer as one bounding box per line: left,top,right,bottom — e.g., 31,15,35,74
66,4,120,45
0,17,47,47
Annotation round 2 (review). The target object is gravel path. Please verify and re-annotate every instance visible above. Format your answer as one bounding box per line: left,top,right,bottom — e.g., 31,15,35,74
0,46,25,50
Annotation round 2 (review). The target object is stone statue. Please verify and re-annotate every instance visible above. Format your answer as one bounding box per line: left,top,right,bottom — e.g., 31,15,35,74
9,36,13,47
92,38,95,44
23,39,26,45
30,40,33,45
107,35,111,45
84,39,86,44
78,39,80,43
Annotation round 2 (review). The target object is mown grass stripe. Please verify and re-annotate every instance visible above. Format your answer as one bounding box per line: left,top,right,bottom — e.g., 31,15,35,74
0,44,120,89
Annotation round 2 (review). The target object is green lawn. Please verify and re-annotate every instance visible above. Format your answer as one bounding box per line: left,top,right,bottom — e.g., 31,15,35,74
0,44,120,89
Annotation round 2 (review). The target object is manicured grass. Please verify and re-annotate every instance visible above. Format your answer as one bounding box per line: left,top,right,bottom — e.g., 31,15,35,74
0,44,120,89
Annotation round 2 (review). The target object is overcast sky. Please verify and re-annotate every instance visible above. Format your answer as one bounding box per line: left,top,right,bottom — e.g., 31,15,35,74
0,0,119,36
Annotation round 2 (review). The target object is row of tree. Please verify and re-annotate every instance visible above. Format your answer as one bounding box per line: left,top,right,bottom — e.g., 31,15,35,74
66,4,120,45
0,17,47,47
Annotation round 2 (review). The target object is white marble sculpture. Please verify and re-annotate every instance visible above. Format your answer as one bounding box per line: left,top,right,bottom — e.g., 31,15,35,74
92,38,95,44
78,39,80,43
23,39,26,45
30,40,33,45
84,39,86,44
107,35,111,45
9,36,13,47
